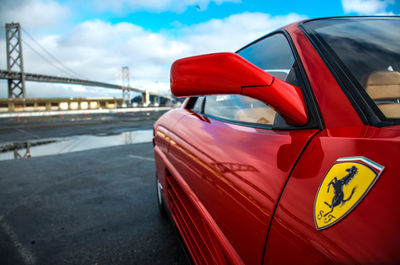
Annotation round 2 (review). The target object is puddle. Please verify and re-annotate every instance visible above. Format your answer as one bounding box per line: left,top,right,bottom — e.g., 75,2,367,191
0,130,153,161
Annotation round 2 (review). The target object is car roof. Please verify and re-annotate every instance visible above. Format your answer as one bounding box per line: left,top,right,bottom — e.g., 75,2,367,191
281,15,400,30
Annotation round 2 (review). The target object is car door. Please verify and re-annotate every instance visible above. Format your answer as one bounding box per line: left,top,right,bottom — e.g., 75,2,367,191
165,33,320,265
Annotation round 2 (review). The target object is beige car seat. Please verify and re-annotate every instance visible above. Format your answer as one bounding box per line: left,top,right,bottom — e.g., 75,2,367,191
235,107,276,125
365,71,400,118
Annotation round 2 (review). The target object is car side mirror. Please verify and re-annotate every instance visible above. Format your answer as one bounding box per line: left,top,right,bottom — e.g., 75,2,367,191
171,52,307,125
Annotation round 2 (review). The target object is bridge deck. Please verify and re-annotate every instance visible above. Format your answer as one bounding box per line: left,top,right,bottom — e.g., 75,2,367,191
0,70,172,99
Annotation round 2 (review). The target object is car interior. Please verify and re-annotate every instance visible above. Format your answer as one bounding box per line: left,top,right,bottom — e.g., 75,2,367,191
365,70,400,119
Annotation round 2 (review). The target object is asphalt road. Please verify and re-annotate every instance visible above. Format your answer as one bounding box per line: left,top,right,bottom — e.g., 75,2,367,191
0,111,165,143
0,112,190,265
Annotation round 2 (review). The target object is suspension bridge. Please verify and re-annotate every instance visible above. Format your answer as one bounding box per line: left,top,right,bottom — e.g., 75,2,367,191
0,23,173,111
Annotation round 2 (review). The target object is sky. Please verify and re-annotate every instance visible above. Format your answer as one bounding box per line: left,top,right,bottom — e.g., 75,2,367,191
0,0,399,98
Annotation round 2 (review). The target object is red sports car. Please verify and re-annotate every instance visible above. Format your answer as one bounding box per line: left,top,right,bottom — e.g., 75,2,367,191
153,16,400,265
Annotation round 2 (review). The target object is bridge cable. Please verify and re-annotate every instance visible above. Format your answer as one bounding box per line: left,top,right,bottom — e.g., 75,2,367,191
21,27,88,80
21,39,78,78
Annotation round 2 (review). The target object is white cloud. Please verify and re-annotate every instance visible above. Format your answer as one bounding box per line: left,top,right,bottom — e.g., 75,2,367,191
341,0,395,15
180,12,307,54
52,19,191,82
93,0,241,13
0,0,70,30
1,12,306,98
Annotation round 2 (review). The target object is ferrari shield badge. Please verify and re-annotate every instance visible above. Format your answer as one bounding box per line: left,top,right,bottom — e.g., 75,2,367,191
314,157,384,230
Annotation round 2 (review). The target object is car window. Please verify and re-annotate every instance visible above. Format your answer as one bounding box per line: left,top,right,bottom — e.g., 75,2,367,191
303,18,400,120
200,33,304,126
204,94,276,125
237,33,304,88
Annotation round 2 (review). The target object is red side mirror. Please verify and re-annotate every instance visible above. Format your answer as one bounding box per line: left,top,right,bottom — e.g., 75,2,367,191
171,52,307,125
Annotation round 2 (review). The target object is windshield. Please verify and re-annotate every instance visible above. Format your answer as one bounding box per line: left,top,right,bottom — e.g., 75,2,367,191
302,17,400,120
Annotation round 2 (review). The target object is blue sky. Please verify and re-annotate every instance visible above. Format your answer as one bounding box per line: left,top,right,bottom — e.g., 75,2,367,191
70,1,345,32
55,0,399,32
0,0,399,98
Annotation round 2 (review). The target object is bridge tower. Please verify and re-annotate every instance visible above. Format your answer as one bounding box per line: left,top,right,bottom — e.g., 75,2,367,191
121,66,130,105
5,23,26,98
142,91,150,107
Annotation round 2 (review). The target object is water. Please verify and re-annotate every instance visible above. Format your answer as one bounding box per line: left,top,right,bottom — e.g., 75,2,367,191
0,130,153,161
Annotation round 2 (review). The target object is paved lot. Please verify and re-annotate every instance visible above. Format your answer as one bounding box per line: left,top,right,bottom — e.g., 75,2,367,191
0,113,190,265
0,111,165,143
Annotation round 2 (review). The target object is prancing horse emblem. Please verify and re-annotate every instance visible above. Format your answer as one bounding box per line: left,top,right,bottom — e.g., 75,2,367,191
314,157,384,230
324,166,357,216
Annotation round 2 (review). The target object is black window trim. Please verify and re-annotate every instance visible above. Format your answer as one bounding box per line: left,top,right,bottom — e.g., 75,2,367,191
298,16,400,127
281,30,324,130
187,30,324,131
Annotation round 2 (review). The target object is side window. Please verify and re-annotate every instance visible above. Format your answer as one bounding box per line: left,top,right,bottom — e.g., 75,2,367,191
237,33,303,88
202,33,303,126
204,95,276,125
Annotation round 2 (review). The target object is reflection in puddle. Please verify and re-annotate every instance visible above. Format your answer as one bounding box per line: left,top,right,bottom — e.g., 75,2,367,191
0,130,153,161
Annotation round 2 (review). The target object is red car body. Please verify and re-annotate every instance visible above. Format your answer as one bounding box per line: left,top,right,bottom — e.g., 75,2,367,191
153,17,400,265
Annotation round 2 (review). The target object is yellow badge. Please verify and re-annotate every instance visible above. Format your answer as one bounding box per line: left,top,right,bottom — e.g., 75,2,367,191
314,157,384,230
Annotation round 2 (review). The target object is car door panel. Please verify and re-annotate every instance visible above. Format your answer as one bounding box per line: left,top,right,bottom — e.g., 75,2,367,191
166,111,319,264
155,124,245,265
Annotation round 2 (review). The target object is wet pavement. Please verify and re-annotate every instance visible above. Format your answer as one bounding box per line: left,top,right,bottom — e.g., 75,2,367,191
0,111,164,143
0,112,190,265
0,130,153,161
